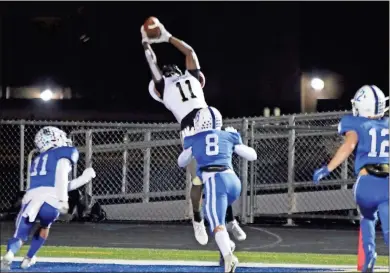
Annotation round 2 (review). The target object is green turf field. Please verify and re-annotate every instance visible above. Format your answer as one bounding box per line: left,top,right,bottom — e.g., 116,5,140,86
1,245,388,266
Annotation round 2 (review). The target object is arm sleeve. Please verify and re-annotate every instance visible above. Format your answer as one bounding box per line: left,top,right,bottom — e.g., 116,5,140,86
68,173,90,191
234,145,257,161
187,69,201,81
178,147,193,168
148,80,164,103
338,115,358,136
55,158,72,201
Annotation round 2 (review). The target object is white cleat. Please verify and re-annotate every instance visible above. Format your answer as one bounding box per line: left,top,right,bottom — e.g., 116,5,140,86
192,220,208,245
21,256,37,269
224,253,239,273
227,220,247,241
1,251,14,271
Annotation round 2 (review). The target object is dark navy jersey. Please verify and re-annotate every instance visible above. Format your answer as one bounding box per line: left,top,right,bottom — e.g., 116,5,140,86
184,130,242,175
29,146,79,190
338,114,389,175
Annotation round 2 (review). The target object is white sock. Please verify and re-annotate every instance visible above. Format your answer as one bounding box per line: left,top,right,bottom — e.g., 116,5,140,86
215,229,232,257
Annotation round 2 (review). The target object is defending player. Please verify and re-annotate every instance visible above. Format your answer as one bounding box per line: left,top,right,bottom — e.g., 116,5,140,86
313,85,389,272
140,21,246,245
0,127,96,270
178,107,257,272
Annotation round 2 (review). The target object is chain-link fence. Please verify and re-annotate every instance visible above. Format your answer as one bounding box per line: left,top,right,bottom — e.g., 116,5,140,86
0,111,358,223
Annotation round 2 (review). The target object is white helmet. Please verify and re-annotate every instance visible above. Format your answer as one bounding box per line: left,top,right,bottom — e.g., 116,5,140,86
34,126,66,153
58,130,72,147
351,85,389,118
194,107,223,132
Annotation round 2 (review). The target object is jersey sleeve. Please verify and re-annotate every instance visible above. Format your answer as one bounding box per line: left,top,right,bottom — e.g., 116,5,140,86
230,132,243,146
55,147,79,165
148,80,164,103
338,115,358,136
183,135,194,150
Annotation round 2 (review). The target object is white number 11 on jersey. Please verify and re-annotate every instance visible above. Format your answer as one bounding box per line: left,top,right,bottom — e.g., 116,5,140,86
30,154,49,176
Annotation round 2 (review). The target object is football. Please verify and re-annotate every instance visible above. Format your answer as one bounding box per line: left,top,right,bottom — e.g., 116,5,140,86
143,16,161,39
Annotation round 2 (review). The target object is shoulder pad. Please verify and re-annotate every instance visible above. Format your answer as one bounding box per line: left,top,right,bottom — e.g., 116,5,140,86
338,114,359,135
183,135,194,150
230,131,243,145
55,146,79,164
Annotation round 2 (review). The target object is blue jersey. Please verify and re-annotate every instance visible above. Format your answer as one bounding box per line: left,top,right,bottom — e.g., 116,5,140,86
184,130,242,175
338,114,389,175
29,146,79,190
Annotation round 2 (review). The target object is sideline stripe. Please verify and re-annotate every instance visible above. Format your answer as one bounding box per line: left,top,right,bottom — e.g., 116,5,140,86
4,256,389,271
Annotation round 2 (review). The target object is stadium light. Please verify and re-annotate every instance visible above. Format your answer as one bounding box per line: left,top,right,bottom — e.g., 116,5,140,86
40,89,53,101
310,78,324,91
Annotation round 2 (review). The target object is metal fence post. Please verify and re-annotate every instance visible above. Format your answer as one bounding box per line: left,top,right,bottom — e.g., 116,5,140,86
240,118,249,224
249,121,256,224
143,131,151,203
70,135,78,180
286,115,296,226
122,133,129,194
19,124,25,191
341,159,348,190
85,130,93,208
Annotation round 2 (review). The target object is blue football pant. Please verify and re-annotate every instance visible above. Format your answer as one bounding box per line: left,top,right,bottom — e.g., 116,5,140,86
353,175,389,270
13,202,59,241
202,170,241,233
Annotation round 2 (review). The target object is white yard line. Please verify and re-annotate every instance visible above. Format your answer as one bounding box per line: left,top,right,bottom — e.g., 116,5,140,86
8,256,389,271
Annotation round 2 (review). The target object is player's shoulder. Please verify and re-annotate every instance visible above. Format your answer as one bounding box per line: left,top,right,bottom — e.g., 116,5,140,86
218,129,240,136
225,130,242,144
338,114,366,135
340,114,358,124
183,135,196,149
379,116,389,126
53,146,79,164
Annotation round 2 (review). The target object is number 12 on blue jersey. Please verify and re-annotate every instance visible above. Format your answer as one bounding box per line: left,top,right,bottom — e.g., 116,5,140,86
368,128,389,158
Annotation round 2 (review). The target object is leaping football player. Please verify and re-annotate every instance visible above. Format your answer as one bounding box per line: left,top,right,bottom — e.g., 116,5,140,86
313,85,389,273
178,107,257,272
140,20,246,245
1,127,96,270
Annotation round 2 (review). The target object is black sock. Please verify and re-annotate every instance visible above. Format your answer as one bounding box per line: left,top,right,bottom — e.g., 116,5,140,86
193,211,202,222
226,205,234,223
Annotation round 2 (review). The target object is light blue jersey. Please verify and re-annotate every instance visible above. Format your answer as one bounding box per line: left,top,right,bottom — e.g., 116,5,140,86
183,129,242,177
338,114,389,175
184,129,242,232
29,146,79,190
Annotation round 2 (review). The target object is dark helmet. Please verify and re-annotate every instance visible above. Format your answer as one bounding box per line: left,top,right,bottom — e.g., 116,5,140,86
162,64,182,77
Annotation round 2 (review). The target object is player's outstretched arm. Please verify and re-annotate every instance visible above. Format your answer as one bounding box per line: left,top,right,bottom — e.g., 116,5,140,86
142,42,163,84
169,36,200,71
226,127,257,161
68,167,96,192
55,158,72,213
313,130,358,183
327,131,358,172
234,145,257,161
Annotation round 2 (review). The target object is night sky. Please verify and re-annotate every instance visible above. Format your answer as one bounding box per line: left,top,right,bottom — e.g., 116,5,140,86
0,1,388,121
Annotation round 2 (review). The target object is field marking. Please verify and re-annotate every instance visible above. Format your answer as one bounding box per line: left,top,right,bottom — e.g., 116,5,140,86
7,256,389,271
244,227,283,250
